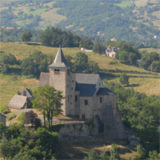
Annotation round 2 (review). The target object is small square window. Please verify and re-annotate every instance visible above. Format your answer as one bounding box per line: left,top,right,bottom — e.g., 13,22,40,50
54,69,60,74
84,100,88,105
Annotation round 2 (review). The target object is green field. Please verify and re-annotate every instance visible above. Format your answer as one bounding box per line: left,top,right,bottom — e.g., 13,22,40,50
0,42,160,107
115,0,132,8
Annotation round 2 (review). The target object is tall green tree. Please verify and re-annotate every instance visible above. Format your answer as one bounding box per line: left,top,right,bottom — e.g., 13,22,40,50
33,85,62,128
93,39,105,54
21,32,32,42
21,51,48,77
72,52,89,72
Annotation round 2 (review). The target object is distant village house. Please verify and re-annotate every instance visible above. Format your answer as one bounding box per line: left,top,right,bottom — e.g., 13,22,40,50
105,47,118,58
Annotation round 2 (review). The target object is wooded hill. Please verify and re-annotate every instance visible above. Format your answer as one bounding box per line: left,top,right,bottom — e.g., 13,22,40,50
0,0,160,43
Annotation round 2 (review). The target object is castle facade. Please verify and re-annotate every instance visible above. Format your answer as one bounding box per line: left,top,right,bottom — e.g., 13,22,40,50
39,48,125,138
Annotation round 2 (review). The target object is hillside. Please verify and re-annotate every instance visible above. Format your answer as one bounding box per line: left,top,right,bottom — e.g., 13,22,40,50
0,42,160,107
0,0,160,43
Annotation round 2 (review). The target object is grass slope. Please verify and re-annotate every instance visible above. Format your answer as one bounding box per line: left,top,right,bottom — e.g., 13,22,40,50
0,42,160,107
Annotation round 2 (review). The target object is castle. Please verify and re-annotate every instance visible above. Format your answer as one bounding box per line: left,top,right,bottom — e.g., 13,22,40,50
39,48,125,139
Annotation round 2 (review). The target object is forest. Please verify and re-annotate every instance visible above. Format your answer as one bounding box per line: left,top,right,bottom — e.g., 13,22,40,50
0,0,160,43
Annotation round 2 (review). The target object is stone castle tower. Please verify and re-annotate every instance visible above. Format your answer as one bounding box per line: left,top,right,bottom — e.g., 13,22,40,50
48,47,75,115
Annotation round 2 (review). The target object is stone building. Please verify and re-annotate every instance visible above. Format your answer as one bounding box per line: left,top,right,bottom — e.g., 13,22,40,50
8,88,33,110
39,48,125,139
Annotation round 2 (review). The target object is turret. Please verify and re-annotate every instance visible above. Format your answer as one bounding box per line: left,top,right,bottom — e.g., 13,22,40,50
48,47,74,116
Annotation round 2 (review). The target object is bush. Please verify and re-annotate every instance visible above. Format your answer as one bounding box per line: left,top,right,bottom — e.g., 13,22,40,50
119,73,129,86
8,114,16,121
18,112,26,125
0,106,10,114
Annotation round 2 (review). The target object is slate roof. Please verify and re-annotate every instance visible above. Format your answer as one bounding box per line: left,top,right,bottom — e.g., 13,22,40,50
25,88,32,98
96,88,113,95
18,88,32,98
75,83,96,97
49,47,67,68
39,72,49,87
8,95,27,109
75,73,99,84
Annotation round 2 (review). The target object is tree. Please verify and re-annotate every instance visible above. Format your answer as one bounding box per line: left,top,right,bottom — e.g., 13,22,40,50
93,39,105,54
33,85,62,128
21,51,48,77
0,137,21,159
80,38,93,49
136,145,146,159
73,52,89,72
150,61,160,72
147,150,160,160
139,52,160,72
119,73,129,86
109,144,120,160
87,61,100,73
84,150,100,160
21,32,32,42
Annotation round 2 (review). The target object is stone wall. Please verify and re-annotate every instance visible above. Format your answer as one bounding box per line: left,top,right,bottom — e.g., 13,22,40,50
58,120,99,139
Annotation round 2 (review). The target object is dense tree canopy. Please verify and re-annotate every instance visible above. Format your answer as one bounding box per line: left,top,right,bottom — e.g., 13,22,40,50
105,82,160,152
139,52,160,73
0,124,59,160
93,39,106,54
21,51,48,77
0,52,18,73
21,32,32,42
40,27,93,48
66,52,100,73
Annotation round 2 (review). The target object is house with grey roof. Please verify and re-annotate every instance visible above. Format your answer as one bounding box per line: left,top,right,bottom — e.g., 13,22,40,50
8,89,33,110
39,48,125,139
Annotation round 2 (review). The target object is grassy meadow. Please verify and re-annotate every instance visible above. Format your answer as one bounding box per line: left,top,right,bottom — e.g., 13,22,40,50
0,42,160,107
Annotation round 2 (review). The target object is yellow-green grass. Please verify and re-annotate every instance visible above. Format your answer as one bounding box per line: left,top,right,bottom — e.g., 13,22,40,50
0,74,38,107
107,76,160,96
61,141,138,160
115,0,132,8
30,8,47,15
94,144,138,160
0,42,80,60
139,48,160,54
0,42,160,107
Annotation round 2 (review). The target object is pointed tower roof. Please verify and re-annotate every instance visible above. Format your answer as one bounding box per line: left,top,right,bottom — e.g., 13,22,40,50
49,47,67,68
